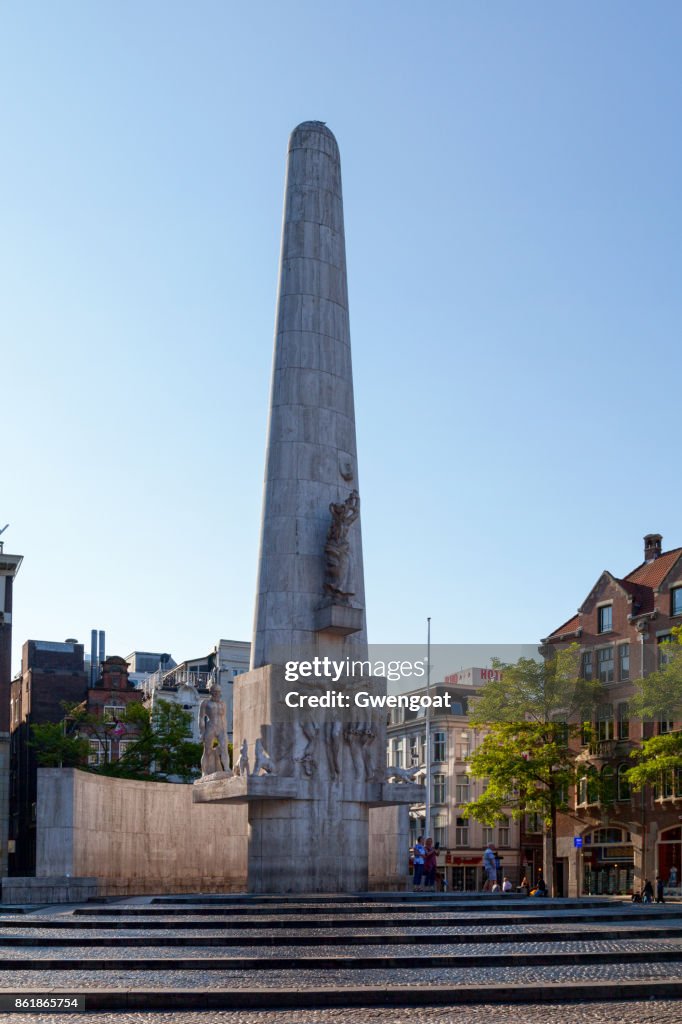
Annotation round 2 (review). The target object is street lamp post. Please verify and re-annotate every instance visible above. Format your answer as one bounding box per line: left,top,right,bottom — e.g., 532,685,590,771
424,617,431,840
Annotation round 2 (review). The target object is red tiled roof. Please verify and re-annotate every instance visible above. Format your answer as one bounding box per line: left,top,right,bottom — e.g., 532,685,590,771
547,547,682,639
548,614,580,639
625,548,682,589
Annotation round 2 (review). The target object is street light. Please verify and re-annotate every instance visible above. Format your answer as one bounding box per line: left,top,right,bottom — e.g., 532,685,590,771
424,617,431,840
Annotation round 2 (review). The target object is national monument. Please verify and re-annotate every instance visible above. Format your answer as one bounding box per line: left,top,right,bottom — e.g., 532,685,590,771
193,121,423,892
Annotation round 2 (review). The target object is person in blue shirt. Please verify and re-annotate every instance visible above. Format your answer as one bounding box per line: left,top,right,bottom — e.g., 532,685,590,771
412,836,426,890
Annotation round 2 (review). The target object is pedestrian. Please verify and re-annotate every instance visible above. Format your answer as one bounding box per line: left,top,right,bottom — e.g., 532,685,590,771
642,879,654,904
531,874,547,897
519,874,530,896
412,835,425,891
502,876,513,893
670,865,678,889
423,837,438,890
656,876,666,904
482,843,497,891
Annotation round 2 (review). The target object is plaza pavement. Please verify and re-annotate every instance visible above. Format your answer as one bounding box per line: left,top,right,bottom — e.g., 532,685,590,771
2,893,682,1022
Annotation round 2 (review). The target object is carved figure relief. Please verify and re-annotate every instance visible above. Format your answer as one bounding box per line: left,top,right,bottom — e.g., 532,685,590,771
385,765,420,784
234,739,250,777
344,721,378,781
324,489,360,600
253,738,277,775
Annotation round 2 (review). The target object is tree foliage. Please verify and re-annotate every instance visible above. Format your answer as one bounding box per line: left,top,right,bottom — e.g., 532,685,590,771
29,698,202,783
462,645,602,895
624,627,682,793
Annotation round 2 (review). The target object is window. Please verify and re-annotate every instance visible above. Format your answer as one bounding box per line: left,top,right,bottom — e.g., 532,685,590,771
659,635,674,668
672,587,682,617
118,739,135,759
497,816,510,847
596,703,614,741
103,704,125,722
482,826,494,846
581,721,592,746
582,651,593,680
601,765,615,803
409,735,421,767
434,813,447,848
525,812,542,834
455,817,469,847
578,774,598,805
617,764,631,801
457,732,471,760
578,777,587,804
433,731,446,763
659,713,674,735
617,702,630,740
455,774,470,804
598,605,613,633
598,647,614,683
619,644,630,681
433,774,446,804
88,739,111,766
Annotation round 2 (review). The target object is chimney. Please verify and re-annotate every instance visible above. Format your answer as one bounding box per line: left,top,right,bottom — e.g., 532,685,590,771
90,629,97,684
98,630,105,673
644,534,663,562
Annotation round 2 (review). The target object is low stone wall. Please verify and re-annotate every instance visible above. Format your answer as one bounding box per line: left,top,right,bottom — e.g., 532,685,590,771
2,876,98,905
368,804,410,890
33,768,249,898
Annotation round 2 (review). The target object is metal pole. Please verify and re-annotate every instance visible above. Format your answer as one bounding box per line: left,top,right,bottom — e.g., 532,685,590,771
425,616,431,840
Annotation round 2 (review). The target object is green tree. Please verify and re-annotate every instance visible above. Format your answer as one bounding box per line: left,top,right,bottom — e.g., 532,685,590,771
28,718,89,767
30,699,202,783
626,626,682,793
462,645,602,896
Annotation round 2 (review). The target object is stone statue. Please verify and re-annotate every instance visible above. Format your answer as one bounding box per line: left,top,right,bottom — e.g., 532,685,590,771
385,765,420,784
234,739,250,777
296,720,319,777
344,721,377,781
324,721,343,780
198,682,231,778
324,489,360,600
253,738,277,776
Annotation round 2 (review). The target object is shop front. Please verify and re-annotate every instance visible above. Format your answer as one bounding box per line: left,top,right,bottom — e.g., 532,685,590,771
581,827,634,895
657,825,682,892
446,854,481,892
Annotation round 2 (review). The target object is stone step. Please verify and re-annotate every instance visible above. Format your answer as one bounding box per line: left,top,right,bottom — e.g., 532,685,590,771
5,978,682,1009
1,926,681,947
7,910,674,929
3,947,682,970
77,899,620,916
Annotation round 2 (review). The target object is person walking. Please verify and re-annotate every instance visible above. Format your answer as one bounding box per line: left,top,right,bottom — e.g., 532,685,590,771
423,837,438,890
642,879,654,904
656,876,666,904
482,843,497,891
412,836,425,890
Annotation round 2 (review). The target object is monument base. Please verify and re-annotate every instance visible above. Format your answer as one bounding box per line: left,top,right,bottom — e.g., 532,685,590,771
192,664,425,893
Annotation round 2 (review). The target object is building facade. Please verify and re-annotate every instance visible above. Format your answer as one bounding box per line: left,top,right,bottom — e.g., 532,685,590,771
141,639,249,744
0,538,22,877
543,533,682,897
387,677,522,890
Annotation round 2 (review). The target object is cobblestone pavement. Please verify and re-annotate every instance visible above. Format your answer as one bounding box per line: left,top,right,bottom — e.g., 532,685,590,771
1,1002,682,1024
0,921,675,938
3,960,682,988
0,937,682,958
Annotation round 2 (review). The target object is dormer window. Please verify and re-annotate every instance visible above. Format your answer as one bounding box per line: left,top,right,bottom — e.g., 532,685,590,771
598,606,613,633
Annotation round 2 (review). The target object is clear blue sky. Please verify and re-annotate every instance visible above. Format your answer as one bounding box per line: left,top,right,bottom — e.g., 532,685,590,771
2,1,681,673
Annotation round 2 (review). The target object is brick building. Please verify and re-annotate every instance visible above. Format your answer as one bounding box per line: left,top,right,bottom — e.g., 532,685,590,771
9,642,143,875
0,538,22,877
543,533,682,896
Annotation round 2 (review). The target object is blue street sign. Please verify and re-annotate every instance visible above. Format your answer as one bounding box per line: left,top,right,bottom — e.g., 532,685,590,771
574,837,583,848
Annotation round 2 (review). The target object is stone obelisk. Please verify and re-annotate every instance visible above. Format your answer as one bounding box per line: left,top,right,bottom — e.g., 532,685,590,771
253,120,366,670
194,122,423,893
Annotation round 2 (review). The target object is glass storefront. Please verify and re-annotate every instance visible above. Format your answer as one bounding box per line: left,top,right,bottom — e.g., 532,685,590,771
581,827,634,895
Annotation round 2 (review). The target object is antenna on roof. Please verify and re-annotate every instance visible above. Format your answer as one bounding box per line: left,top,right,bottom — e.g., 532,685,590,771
0,525,8,536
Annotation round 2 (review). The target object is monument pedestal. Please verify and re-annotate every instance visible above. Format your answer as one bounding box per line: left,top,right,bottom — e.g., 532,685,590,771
193,665,424,892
